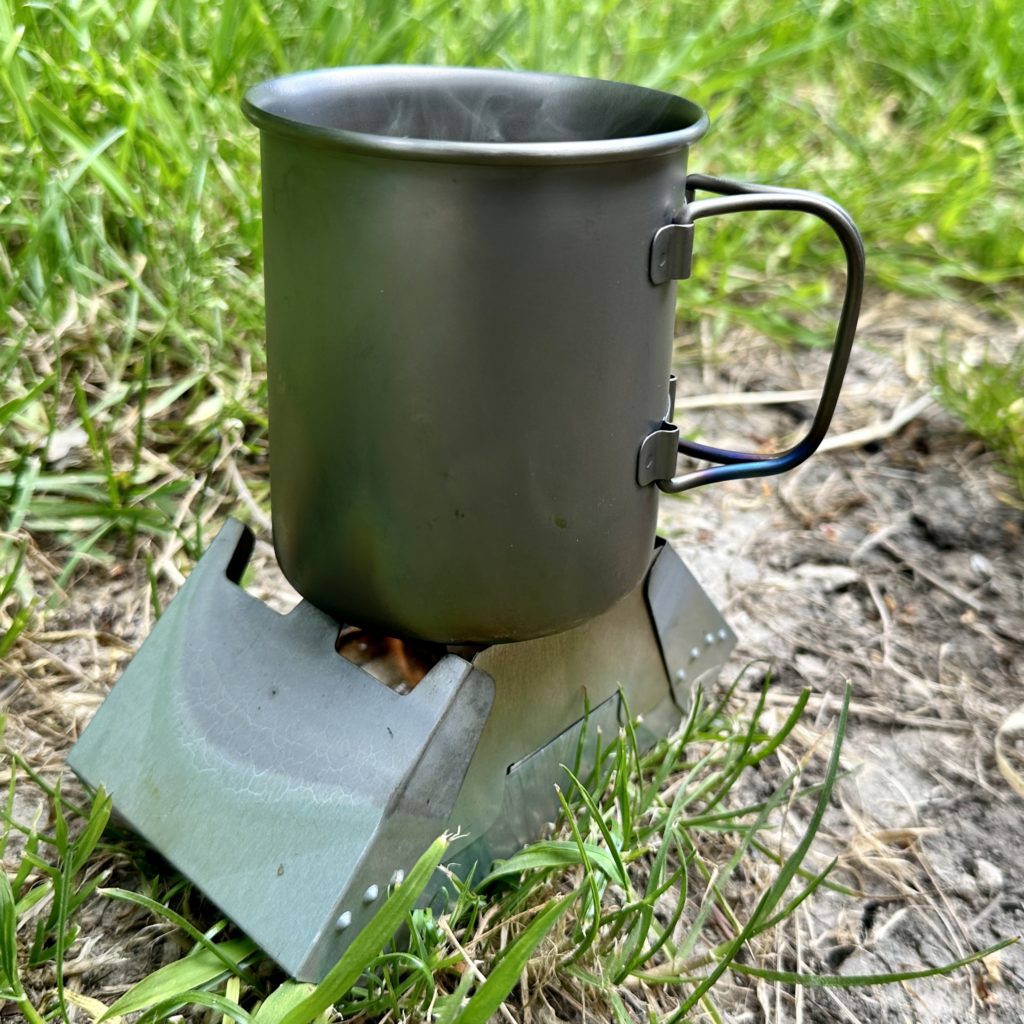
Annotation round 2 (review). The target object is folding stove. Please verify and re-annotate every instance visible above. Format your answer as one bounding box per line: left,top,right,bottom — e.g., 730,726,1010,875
69,66,863,981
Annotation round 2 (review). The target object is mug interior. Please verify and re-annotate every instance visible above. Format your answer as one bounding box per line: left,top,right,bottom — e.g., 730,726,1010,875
244,66,706,156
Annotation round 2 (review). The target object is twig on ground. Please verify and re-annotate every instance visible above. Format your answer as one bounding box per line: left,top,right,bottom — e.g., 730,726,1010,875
674,385,870,412
994,705,1024,799
877,539,985,613
817,392,936,454
27,629,134,652
849,515,910,563
224,457,272,534
19,638,91,684
756,691,971,732
437,917,519,1024
149,475,206,587
912,846,975,989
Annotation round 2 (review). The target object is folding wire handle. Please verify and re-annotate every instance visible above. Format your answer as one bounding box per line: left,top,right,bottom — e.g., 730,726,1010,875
645,172,865,493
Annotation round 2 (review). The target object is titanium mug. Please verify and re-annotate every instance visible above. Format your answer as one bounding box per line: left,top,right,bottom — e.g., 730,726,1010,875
243,66,864,644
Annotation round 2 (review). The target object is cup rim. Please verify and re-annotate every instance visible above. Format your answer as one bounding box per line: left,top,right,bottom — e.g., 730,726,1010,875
242,65,709,165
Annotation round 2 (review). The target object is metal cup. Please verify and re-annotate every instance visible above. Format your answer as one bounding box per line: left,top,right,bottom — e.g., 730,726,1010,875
243,66,864,644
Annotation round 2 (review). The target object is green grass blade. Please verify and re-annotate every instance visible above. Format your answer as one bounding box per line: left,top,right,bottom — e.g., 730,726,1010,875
747,687,812,766
30,95,145,218
0,603,33,660
455,893,574,1024
434,966,477,1024
754,856,839,934
136,989,253,1023
0,376,51,430
606,986,643,1024
0,870,19,990
0,872,45,1024
68,788,112,875
670,889,774,1019
730,937,1017,988
555,785,604,962
277,834,449,1024
700,675,773,812
748,835,858,896
674,759,800,962
251,982,316,1024
750,683,851,933
101,937,257,1019
3,456,40,536
100,889,255,984
671,685,853,1017
479,839,621,887
559,765,630,891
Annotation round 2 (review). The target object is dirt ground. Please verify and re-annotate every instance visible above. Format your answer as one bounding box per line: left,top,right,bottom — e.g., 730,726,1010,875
661,292,1024,1022
2,292,1022,1021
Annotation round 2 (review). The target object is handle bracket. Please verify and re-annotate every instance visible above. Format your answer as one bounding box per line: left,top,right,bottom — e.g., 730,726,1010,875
649,223,695,284
638,423,681,486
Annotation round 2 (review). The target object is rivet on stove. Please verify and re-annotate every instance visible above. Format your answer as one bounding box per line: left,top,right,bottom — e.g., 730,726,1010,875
704,632,715,646
718,627,728,641
335,910,352,931
363,884,379,904
674,668,687,683
689,646,701,661
391,869,405,886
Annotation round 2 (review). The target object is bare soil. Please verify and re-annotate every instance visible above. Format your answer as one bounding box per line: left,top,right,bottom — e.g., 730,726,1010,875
661,292,1024,1022
2,292,1023,1021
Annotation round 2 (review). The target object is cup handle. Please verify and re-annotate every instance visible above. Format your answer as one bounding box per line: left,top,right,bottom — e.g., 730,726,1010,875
642,172,865,494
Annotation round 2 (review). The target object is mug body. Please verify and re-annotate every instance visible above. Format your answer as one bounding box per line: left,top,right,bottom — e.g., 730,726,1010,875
244,67,708,643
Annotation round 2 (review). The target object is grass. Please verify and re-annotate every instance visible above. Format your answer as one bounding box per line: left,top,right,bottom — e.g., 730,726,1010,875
1,0,1022,574
1,682,1012,1022
1,0,1022,1019
934,344,1024,503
